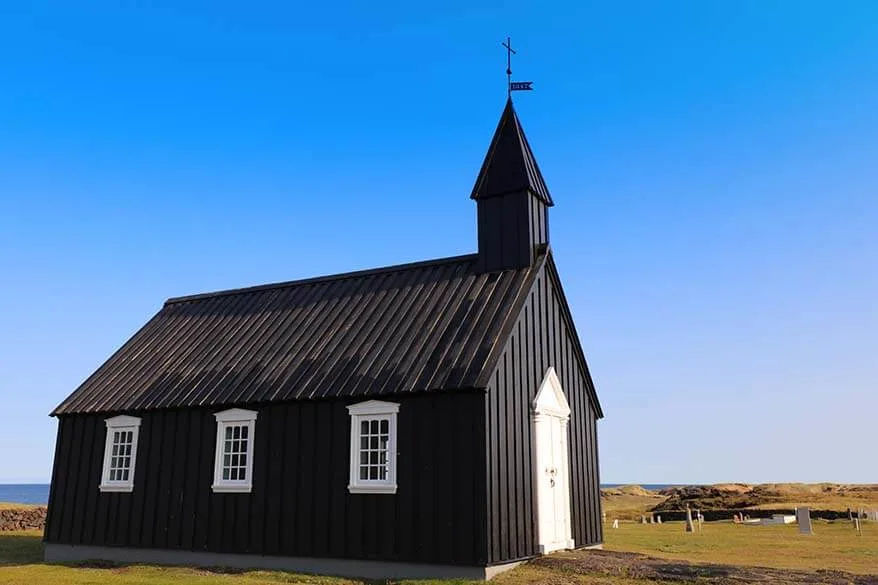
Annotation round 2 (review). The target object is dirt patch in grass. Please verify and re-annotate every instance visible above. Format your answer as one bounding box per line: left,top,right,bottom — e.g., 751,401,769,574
534,549,878,585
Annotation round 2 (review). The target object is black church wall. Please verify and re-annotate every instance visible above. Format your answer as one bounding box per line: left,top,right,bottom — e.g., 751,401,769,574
477,191,548,272
44,391,488,567
484,258,603,565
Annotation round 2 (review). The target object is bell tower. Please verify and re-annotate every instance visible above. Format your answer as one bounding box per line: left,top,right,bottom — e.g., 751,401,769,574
472,98,554,273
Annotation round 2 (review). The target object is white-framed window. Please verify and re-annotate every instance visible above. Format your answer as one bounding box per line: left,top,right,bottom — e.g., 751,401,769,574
99,415,141,492
347,400,399,494
212,408,258,493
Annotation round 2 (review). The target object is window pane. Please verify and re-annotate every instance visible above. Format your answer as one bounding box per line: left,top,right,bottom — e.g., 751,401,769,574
126,431,133,442
238,467,246,481
360,467,368,480
234,426,241,439
122,470,129,481
360,437,368,449
112,445,119,456
370,437,378,449
370,451,378,464
369,467,378,480
231,454,238,468
380,419,388,434
360,452,368,464
225,426,233,440
239,454,247,467
123,457,130,469
240,438,248,453
370,420,379,434
241,425,248,439
231,468,239,480
224,454,230,467
360,420,368,434
378,466,387,480
223,468,229,480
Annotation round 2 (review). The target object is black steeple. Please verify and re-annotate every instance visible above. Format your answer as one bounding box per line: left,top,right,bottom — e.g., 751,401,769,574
473,98,553,273
471,98,553,205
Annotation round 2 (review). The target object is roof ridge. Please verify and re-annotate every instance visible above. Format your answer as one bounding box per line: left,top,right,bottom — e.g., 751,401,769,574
164,253,478,306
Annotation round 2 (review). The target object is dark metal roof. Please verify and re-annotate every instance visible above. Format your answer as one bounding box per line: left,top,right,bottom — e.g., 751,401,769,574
471,98,553,206
53,253,543,415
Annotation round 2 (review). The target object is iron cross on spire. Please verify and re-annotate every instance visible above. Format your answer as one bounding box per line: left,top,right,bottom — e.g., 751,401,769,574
502,36,533,98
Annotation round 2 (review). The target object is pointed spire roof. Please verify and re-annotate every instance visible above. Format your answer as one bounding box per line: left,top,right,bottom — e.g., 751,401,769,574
470,98,553,206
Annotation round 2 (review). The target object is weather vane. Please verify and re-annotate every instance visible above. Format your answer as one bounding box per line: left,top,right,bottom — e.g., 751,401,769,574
502,36,533,98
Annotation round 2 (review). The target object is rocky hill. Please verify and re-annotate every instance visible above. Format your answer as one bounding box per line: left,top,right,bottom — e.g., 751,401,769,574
651,483,878,512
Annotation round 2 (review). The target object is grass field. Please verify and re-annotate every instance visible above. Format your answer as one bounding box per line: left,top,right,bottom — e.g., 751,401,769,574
604,519,878,574
0,520,875,584
0,503,38,511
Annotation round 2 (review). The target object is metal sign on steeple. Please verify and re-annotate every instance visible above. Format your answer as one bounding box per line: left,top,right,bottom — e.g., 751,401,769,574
502,36,533,98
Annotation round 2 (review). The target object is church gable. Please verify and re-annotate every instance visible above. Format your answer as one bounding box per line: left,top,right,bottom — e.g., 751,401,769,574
482,250,603,561
479,251,602,418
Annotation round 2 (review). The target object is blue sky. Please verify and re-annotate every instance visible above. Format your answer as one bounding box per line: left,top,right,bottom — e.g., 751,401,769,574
1,1,876,484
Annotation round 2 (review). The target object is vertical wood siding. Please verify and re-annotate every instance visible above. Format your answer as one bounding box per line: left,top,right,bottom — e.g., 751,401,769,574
45,392,487,566
476,192,548,273
485,262,602,564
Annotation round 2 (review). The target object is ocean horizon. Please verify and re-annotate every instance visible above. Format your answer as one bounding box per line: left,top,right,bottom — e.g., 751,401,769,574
0,483,687,505
0,484,50,505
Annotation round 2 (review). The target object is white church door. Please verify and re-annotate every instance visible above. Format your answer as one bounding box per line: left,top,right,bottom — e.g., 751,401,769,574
533,367,574,554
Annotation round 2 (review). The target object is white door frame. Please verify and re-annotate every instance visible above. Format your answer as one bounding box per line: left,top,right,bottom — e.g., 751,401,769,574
532,366,574,554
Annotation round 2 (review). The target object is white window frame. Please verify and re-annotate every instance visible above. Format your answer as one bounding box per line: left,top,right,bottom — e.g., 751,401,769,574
347,400,399,494
212,408,258,493
99,415,141,493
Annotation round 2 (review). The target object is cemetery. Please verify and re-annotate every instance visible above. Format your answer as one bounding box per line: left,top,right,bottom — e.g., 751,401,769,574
1,490,876,583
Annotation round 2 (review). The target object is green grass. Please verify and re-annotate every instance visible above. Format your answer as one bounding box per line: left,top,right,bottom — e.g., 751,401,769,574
0,532,481,585
1,521,875,584
604,519,878,574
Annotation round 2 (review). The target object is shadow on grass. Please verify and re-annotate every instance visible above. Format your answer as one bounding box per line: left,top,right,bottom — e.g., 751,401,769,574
0,534,473,584
0,532,44,565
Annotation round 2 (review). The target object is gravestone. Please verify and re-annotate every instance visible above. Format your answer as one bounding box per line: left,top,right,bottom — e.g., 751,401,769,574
612,519,619,529
685,504,695,533
854,517,861,535
656,515,662,524
867,510,878,522
796,507,812,535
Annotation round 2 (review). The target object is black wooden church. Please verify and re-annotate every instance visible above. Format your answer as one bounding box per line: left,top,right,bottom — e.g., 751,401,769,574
44,98,605,580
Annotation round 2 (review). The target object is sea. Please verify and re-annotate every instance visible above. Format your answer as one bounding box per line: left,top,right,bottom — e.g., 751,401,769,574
0,484,50,505
1,483,683,506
